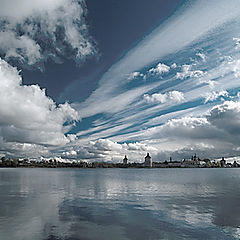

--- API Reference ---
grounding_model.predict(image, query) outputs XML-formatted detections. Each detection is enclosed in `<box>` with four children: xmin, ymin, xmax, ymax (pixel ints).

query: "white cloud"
<box><xmin>127</xmin><ymin>71</ymin><xmax>144</xmax><ymax>80</ymax></box>
<box><xmin>204</xmin><ymin>90</ymin><xmax>228</xmax><ymax>103</ymax></box>
<box><xmin>61</xmin><ymin>138</ymin><xmax>157</xmax><ymax>162</ymax></box>
<box><xmin>61</xmin><ymin>138</ymin><xmax>124</xmax><ymax>161</ymax></box>
<box><xmin>142</xmin><ymin>117</ymin><xmax>211</xmax><ymax>143</ymax></box>
<box><xmin>3</xmin><ymin>0</ymin><xmax>240</xmax><ymax>160</ymax></box>
<box><xmin>0</xmin><ymin>0</ymin><xmax>66</xmax><ymax>19</ymax></box>
<box><xmin>148</xmin><ymin>63</ymin><xmax>170</xmax><ymax>75</ymax></box>
<box><xmin>196</xmin><ymin>52</ymin><xmax>207</xmax><ymax>62</ymax></box>
<box><xmin>0</xmin><ymin>0</ymin><xmax>95</xmax><ymax>67</ymax></box>
<box><xmin>0</xmin><ymin>138</ymin><xmax>50</xmax><ymax>158</ymax></box>
<box><xmin>169</xmin><ymin>91</ymin><xmax>185</xmax><ymax>102</ymax></box>
<box><xmin>176</xmin><ymin>64</ymin><xmax>204</xmax><ymax>79</ymax></box>
<box><xmin>0</xmin><ymin>1</ymin><xmax>95</xmax><ymax>158</ymax></box>
<box><xmin>207</xmin><ymin>101</ymin><xmax>240</xmax><ymax>137</ymax></box>
<box><xmin>0</xmin><ymin>32</ymin><xmax>41</xmax><ymax>65</ymax></box>
<box><xmin>75</xmin><ymin>0</ymin><xmax>240</xmax><ymax>119</ymax></box>
<box><xmin>61</xmin><ymin>150</ymin><xmax>77</xmax><ymax>159</ymax></box>
<box><xmin>144</xmin><ymin>91</ymin><xmax>184</xmax><ymax>104</ymax></box>
<box><xmin>126</xmin><ymin>142</ymin><xmax>157</xmax><ymax>152</ymax></box>
<box><xmin>233</xmin><ymin>37</ymin><xmax>240</xmax><ymax>48</ymax></box>
<box><xmin>141</xmin><ymin>100</ymin><xmax>240</xmax><ymax>158</ymax></box>
<box><xmin>0</xmin><ymin>58</ymin><xmax>79</xmax><ymax>148</ymax></box>
<box><xmin>90</xmin><ymin>139</ymin><xmax>123</xmax><ymax>152</ymax></box>
<box><xmin>75</xmin><ymin>82</ymin><xmax>160</xmax><ymax>118</ymax></box>
<box><xmin>109</xmin><ymin>0</ymin><xmax>240</xmax><ymax>79</ymax></box>
<box><xmin>230</xmin><ymin>59</ymin><xmax>240</xmax><ymax>78</ymax></box>
<box><xmin>57</xmin><ymin>99</ymin><xmax>240</xmax><ymax>162</ymax></box>
<box><xmin>144</xmin><ymin>93</ymin><xmax>167</xmax><ymax>104</ymax></box>
<box><xmin>69</xmin><ymin>0</ymin><xmax>240</xmax><ymax>162</ymax></box>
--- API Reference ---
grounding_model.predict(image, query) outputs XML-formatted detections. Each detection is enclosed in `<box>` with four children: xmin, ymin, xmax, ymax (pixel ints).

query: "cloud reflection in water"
<box><xmin>0</xmin><ymin>168</ymin><xmax>239</xmax><ymax>240</ymax></box>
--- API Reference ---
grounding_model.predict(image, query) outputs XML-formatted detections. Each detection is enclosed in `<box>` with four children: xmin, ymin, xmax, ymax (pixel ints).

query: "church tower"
<box><xmin>144</xmin><ymin>153</ymin><xmax>152</xmax><ymax>168</ymax></box>
<box><xmin>123</xmin><ymin>155</ymin><xmax>128</xmax><ymax>165</ymax></box>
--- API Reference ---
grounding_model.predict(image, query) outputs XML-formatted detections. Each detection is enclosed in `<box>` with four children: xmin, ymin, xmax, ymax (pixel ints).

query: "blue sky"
<box><xmin>1</xmin><ymin>0</ymin><xmax>240</xmax><ymax>162</ymax></box>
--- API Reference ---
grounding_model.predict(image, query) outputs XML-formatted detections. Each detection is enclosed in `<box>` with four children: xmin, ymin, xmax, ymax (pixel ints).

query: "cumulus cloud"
<box><xmin>196</xmin><ymin>52</ymin><xmax>207</xmax><ymax>62</ymax></box>
<box><xmin>204</xmin><ymin>90</ymin><xmax>228</xmax><ymax>103</ymax></box>
<box><xmin>57</xmin><ymin>100</ymin><xmax>240</xmax><ymax>162</ymax></box>
<box><xmin>168</xmin><ymin>91</ymin><xmax>185</xmax><ymax>102</ymax></box>
<box><xmin>144</xmin><ymin>93</ymin><xmax>167</xmax><ymax>104</ymax></box>
<box><xmin>0</xmin><ymin>32</ymin><xmax>41</xmax><ymax>65</ymax></box>
<box><xmin>89</xmin><ymin>139</ymin><xmax>122</xmax><ymax>152</ymax></box>
<box><xmin>126</xmin><ymin>142</ymin><xmax>157</xmax><ymax>152</ymax></box>
<box><xmin>127</xmin><ymin>63</ymin><xmax>171</xmax><ymax>82</ymax></box>
<box><xmin>233</xmin><ymin>37</ymin><xmax>240</xmax><ymax>48</ymax></box>
<box><xmin>61</xmin><ymin>150</ymin><xmax>78</xmax><ymax>159</ymax></box>
<box><xmin>207</xmin><ymin>101</ymin><xmax>240</xmax><ymax>137</ymax></box>
<box><xmin>230</xmin><ymin>59</ymin><xmax>240</xmax><ymax>78</ymax></box>
<box><xmin>148</xmin><ymin>63</ymin><xmax>170</xmax><ymax>75</ymax></box>
<box><xmin>133</xmin><ymin>100</ymin><xmax>240</xmax><ymax>159</ymax></box>
<box><xmin>140</xmin><ymin>117</ymin><xmax>212</xmax><ymax>149</ymax></box>
<box><xmin>61</xmin><ymin>139</ymin><xmax>123</xmax><ymax>161</ymax></box>
<box><xmin>0</xmin><ymin>0</ymin><xmax>94</xmax><ymax>157</ymax></box>
<box><xmin>0</xmin><ymin>58</ymin><xmax>79</xmax><ymax>149</ymax></box>
<box><xmin>60</xmin><ymin>138</ymin><xmax>157</xmax><ymax>162</ymax></box>
<box><xmin>127</xmin><ymin>71</ymin><xmax>145</xmax><ymax>81</ymax></box>
<box><xmin>176</xmin><ymin>64</ymin><xmax>205</xmax><ymax>79</ymax></box>
<box><xmin>3</xmin><ymin>0</ymin><xmax>240</xmax><ymax>161</ymax></box>
<box><xmin>171</xmin><ymin>63</ymin><xmax>177</xmax><ymax>69</ymax></box>
<box><xmin>144</xmin><ymin>91</ymin><xmax>184</xmax><ymax>104</ymax></box>
<box><xmin>0</xmin><ymin>0</ymin><xmax>95</xmax><ymax>68</ymax></box>
<box><xmin>0</xmin><ymin>137</ymin><xmax>50</xmax><ymax>158</ymax></box>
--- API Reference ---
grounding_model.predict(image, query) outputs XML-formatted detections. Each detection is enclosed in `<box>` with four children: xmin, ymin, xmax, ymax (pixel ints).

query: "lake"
<box><xmin>0</xmin><ymin>168</ymin><xmax>240</xmax><ymax>240</ymax></box>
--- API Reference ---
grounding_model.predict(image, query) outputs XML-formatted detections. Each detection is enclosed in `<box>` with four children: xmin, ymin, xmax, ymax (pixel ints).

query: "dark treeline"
<box><xmin>0</xmin><ymin>156</ymin><xmax>239</xmax><ymax>168</ymax></box>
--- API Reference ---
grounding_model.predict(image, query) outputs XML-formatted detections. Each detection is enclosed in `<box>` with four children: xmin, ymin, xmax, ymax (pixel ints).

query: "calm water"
<box><xmin>0</xmin><ymin>168</ymin><xmax>240</xmax><ymax>240</ymax></box>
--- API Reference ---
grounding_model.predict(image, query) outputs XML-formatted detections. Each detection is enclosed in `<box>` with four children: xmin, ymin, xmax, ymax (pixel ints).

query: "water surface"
<box><xmin>0</xmin><ymin>168</ymin><xmax>240</xmax><ymax>240</ymax></box>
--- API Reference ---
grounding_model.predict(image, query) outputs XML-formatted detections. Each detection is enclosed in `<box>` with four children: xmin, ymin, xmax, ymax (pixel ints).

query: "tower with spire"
<box><xmin>123</xmin><ymin>155</ymin><xmax>128</xmax><ymax>165</ymax></box>
<box><xmin>144</xmin><ymin>153</ymin><xmax>152</xmax><ymax>168</ymax></box>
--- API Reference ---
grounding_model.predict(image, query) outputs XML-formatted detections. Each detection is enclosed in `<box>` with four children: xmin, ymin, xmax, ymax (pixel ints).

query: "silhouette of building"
<box><xmin>220</xmin><ymin>157</ymin><xmax>226</xmax><ymax>167</ymax></box>
<box><xmin>233</xmin><ymin>160</ymin><xmax>238</xmax><ymax>168</ymax></box>
<box><xmin>123</xmin><ymin>155</ymin><xmax>128</xmax><ymax>165</ymax></box>
<box><xmin>144</xmin><ymin>153</ymin><xmax>152</xmax><ymax>168</ymax></box>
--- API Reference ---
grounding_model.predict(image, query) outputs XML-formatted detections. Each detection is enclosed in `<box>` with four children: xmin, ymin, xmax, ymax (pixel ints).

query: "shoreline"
<box><xmin>0</xmin><ymin>164</ymin><xmax>238</xmax><ymax>169</ymax></box>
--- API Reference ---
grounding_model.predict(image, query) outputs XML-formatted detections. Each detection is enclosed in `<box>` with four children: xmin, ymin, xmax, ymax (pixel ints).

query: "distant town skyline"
<box><xmin>1</xmin><ymin>0</ymin><xmax>240</xmax><ymax>162</ymax></box>
<box><xmin>1</xmin><ymin>152</ymin><xmax>240</xmax><ymax>169</ymax></box>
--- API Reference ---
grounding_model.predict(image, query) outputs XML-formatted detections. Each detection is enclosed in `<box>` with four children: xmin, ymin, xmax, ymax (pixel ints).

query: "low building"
<box><xmin>233</xmin><ymin>161</ymin><xmax>239</xmax><ymax>167</ymax></box>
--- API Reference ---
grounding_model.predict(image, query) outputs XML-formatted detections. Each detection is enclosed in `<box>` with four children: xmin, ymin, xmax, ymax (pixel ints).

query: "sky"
<box><xmin>1</xmin><ymin>0</ymin><xmax>240</xmax><ymax>162</ymax></box>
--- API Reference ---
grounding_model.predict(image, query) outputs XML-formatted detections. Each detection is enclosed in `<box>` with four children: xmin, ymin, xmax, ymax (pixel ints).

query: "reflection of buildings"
<box><xmin>123</xmin><ymin>155</ymin><xmax>128</xmax><ymax>165</ymax></box>
<box><xmin>144</xmin><ymin>153</ymin><xmax>152</xmax><ymax>168</ymax></box>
